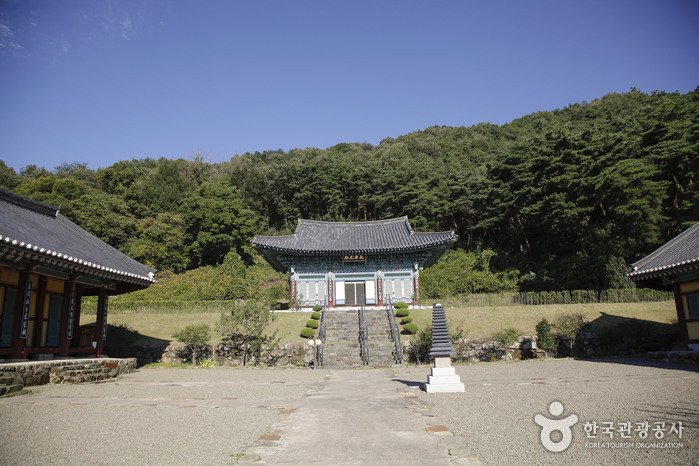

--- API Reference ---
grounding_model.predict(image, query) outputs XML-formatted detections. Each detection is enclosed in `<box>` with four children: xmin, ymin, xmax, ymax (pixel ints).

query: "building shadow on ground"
<box><xmin>391</xmin><ymin>378</ymin><xmax>423</xmax><ymax>388</ymax></box>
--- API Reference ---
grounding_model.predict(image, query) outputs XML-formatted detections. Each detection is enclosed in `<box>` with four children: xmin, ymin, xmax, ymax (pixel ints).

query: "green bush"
<box><xmin>552</xmin><ymin>311</ymin><xmax>589</xmax><ymax>354</ymax></box>
<box><xmin>395</xmin><ymin>308</ymin><xmax>410</xmax><ymax>318</ymax></box>
<box><xmin>492</xmin><ymin>327</ymin><xmax>520</xmax><ymax>348</ymax></box>
<box><xmin>419</xmin><ymin>249</ymin><xmax>518</xmax><ymax>298</ymax></box>
<box><xmin>172</xmin><ymin>324</ymin><xmax>211</xmax><ymax>365</ymax></box>
<box><xmin>312</xmin><ymin>304</ymin><xmax>323</xmax><ymax>312</ymax></box>
<box><xmin>300</xmin><ymin>327</ymin><xmax>315</xmax><ymax>339</ymax></box>
<box><xmin>451</xmin><ymin>327</ymin><xmax>468</xmax><ymax>343</ymax></box>
<box><xmin>394</xmin><ymin>301</ymin><xmax>409</xmax><ymax>309</ymax></box>
<box><xmin>403</xmin><ymin>323</ymin><xmax>419</xmax><ymax>334</ymax></box>
<box><xmin>306</xmin><ymin>319</ymin><xmax>319</xmax><ymax>329</ymax></box>
<box><xmin>311</xmin><ymin>311</ymin><xmax>321</xmax><ymax>320</ymax></box>
<box><xmin>400</xmin><ymin>316</ymin><xmax>413</xmax><ymax>324</ymax></box>
<box><xmin>535</xmin><ymin>318</ymin><xmax>555</xmax><ymax>352</ymax></box>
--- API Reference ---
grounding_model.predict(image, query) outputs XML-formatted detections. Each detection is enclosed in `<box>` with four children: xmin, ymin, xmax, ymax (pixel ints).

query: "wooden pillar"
<box><xmin>58</xmin><ymin>278</ymin><xmax>74</xmax><ymax>357</ymax></box>
<box><xmin>10</xmin><ymin>271</ymin><xmax>28</xmax><ymax>359</ymax></box>
<box><xmin>95</xmin><ymin>288</ymin><xmax>107</xmax><ymax>357</ymax></box>
<box><xmin>673</xmin><ymin>282</ymin><xmax>689</xmax><ymax>347</ymax></box>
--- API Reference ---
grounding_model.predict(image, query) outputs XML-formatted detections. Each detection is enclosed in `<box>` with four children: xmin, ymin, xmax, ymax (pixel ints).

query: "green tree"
<box><xmin>216</xmin><ymin>301</ymin><xmax>277</xmax><ymax>366</ymax></box>
<box><xmin>552</xmin><ymin>311</ymin><xmax>589</xmax><ymax>355</ymax></box>
<box><xmin>0</xmin><ymin>161</ymin><xmax>20</xmax><ymax>189</ymax></box>
<box><xmin>128</xmin><ymin>213</ymin><xmax>189</xmax><ymax>272</ymax></box>
<box><xmin>183</xmin><ymin>180</ymin><xmax>262</xmax><ymax>267</ymax></box>
<box><xmin>535</xmin><ymin>318</ymin><xmax>555</xmax><ymax>353</ymax></box>
<box><xmin>172</xmin><ymin>324</ymin><xmax>210</xmax><ymax>365</ymax></box>
<box><xmin>420</xmin><ymin>249</ymin><xmax>518</xmax><ymax>298</ymax></box>
<box><xmin>128</xmin><ymin>158</ymin><xmax>191</xmax><ymax>216</ymax></box>
<box><xmin>54</xmin><ymin>162</ymin><xmax>100</xmax><ymax>189</ymax></box>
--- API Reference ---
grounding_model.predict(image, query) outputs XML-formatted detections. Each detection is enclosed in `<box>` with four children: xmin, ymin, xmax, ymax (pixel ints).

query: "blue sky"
<box><xmin>0</xmin><ymin>0</ymin><xmax>697</xmax><ymax>172</ymax></box>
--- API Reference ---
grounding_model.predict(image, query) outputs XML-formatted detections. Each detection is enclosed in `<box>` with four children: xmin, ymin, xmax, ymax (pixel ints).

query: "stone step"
<box><xmin>320</xmin><ymin>308</ymin><xmax>403</xmax><ymax>368</ymax></box>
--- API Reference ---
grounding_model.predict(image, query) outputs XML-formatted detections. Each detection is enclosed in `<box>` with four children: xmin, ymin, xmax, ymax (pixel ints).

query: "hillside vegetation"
<box><xmin>1</xmin><ymin>88</ymin><xmax>697</xmax><ymax>293</ymax></box>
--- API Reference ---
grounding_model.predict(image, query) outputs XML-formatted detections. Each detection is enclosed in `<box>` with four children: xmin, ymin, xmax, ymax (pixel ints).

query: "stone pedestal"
<box><xmin>424</xmin><ymin>356</ymin><xmax>465</xmax><ymax>393</ymax></box>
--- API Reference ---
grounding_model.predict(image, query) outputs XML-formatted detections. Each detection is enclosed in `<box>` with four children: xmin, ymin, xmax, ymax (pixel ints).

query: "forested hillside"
<box><xmin>1</xmin><ymin>88</ymin><xmax>696</xmax><ymax>292</ymax></box>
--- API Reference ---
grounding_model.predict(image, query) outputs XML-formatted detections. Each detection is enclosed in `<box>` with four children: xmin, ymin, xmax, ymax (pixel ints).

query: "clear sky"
<box><xmin>0</xmin><ymin>0</ymin><xmax>697</xmax><ymax>172</ymax></box>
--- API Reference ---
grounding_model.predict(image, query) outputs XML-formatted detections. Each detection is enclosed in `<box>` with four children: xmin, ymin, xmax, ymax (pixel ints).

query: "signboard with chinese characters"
<box><xmin>101</xmin><ymin>298</ymin><xmax>108</xmax><ymax>340</ymax></box>
<box><xmin>342</xmin><ymin>254</ymin><xmax>366</xmax><ymax>262</ymax></box>
<box><xmin>66</xmin><ymin>289</ymin><xmax>76</xmax><ymax>340</ymax></box>
<box><xmin>19</xmin><ymin>280</ymin><xmax>32</xmax><ymax>339</ymax></box>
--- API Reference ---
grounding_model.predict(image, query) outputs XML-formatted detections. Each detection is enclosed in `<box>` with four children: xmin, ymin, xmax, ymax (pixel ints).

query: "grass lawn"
<box><xmin>407</xmin><ymin>301</ymin><xmax>677</xmax><ymax>339</ymax></box>
<box><xmin>81</xmin><ymin>300</ymin><xmax>677</xmax><ymax>345</ymax></box>
<box><xmin>80</xmin><ymin>311</ymin><xmax>313</xmax><ymax>345</ymax></box>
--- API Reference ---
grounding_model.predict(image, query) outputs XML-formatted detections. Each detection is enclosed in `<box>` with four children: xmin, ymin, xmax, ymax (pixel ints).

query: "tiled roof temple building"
<box><xmin>628</xmin><ymin>221</ymin><xmax>699</xmax><ymax>349</ymax></box>
<box><xmin>0</xmin><ymin>189</ymin><xmax>156</xmax><ymax>359</ymax></box>
<box><xmin>252</xmin><ymin>217</ymin><xmax>458</xmax><ymax>307</ymax></box>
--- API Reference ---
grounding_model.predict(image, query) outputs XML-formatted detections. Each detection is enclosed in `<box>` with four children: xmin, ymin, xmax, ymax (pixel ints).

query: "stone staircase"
<box><xmin>363</xmin><ymin>308</ymin><xmax>401</xmax><ymax>367</ymax></box>
<box><xmin>320</xmin><ymin>308</ymin><xmax>402</xmax><ymax>369</ymax></box>
<box><xmin>321</xmin><ymin>310</ymin><xmax>363</xmax><ymax>368</ymax></box>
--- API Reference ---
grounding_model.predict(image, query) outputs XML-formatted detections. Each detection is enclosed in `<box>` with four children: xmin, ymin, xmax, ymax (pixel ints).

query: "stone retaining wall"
<box><xmin>648</xmin><ymin>350</ymin><xmax>699</xmax><ymax>365</ymax></box>
<box><xmin>160</xmin><ymin>342</ymin><xmax>313</xmax><ymax>367</ymax></box>
<box><xmin>91</xmin><ymin>326</ymin><xmax>686</xmax><ymax>369</ymax></box>
<box><xmin>0</xmin><ymin>358</ymin><xmax>137</xmax><ymax>397</ymax></box>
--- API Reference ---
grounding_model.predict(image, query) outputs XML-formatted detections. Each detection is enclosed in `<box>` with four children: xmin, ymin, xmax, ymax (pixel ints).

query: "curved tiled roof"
<box><xmin>628</xmin><ymin>222</ymin><xmax>699</xmax><ymax>282</ymax></box>
<box><xmin>0</xmin><ymin>189</ymin><xmax>156</xmax><ymax>286</ymax></box>
<box><xmin>252</xmin><ymin>217</ymin><xmax>457</xmax><ymax>254</ymax></box>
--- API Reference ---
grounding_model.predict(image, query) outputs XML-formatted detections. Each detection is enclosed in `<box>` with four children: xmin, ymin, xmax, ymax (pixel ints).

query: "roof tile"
<box><xmin>0</xmin><ymin>189</ymin><xmax>156</xmax><ymax>282</ymax></box>
<box><xmin>629</xmin><ymin>222</ymin><xmax>699</xmax><ymax>280</ymax></box>
<box><xmin>252</xmin><ymin>217</ymin><xmax>457</xmax><ymax>253</ymax></box>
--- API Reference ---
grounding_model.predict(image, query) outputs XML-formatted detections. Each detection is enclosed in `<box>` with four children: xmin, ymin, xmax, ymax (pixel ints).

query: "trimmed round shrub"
<box><xmin>313</xmin><ymin>304</ymin><xmax>323</xmax><ymax>312</ymax></box>
<box><xmin>395</xmin><ymin>308</ymin><xmax>410</xmax><ymax>318</ymax></box>
<box><xmin>394</xmin><ymin>301</ymin><xmax>409</xmax><ymax>309</ymax></box>
<box><xmin>300</xmin><ymin>327</ymin><xmax>315</xmax><ymax>339</ymax></box>
<box><xmin>401</xmin><ymin>316</ymin><xmax>413</xmax><ymax>324</ymax></box>
<box><xmin>403</xmin><ymin>323</ymin><xmax>419</xmax><ymax>334</ymax></box>
<box><xmin>311</xmin><ymin>311</ymin><xmax>321</xmax><ymax>320</ymax></box>
<box><xmin>306</xmin><ymin>319</ymin><xmax>319</xmax><ymax>329</ymax></box>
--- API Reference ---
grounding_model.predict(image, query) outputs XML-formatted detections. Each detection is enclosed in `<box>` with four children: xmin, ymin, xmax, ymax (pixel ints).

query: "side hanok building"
<box><xmin>628</xmin><ymin>221</ymin><xmax>699</xmax><ymax>350</ymax></box>
<box><xmin>0</xmin><ymin>189</ymin><xmax>156</xmax><ymax>359</ymax></box>
<box><xmin>252</xmin><ymin>217</ymin><xmax>457</xmax><ymax>307</ymax></box>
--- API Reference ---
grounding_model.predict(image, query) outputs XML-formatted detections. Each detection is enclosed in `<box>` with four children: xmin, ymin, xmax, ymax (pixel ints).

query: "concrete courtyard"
<box><xmin>0</xmin><ymin>357</ymin><xmax>697</xmax><ymax>464</ymax></box>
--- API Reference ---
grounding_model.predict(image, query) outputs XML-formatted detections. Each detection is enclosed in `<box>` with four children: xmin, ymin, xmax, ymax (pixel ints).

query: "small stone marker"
<box><xmin>423</xmin><ymin>303</ymin><xmax>465</xmax><ymax>393</ymax></box>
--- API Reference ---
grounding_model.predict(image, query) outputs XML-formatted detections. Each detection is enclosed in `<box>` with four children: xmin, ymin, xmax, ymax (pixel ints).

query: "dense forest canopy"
<box><xmin>1</xmin><ymin>88</ymin><xmax>697</xmax><ymax>291</ymax></box>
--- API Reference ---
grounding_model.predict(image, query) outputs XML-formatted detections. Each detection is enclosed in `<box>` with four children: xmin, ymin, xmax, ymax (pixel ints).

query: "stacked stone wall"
<box><xmin>0</xmin><ymin>358</ymin><xmax>137</xmax><ymax>396</ymax></box>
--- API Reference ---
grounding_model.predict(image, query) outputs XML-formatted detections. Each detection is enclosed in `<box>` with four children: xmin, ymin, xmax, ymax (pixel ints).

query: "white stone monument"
<box><xmin>424</xmin><ymin>303</ymin><xmax>465</xmax><ymax>393</ymax></box>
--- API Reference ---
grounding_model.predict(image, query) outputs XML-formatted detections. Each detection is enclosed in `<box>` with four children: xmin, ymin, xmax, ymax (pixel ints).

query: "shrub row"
<box><xmin>394</xmin><ymin>302</ymin><xmax>418</xmax><ymax>335</ymax></box>
<box><xmin>301</xmin><ymin>308</ymin><xmax>323</xmax><ymax>338</ymax></box>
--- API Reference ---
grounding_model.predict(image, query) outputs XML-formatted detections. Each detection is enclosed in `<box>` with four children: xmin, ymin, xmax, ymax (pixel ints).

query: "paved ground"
<box><xmin>0</xmin><ymin>357</ymin><xmax>697</xmax><ymax>465</ymax></box>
